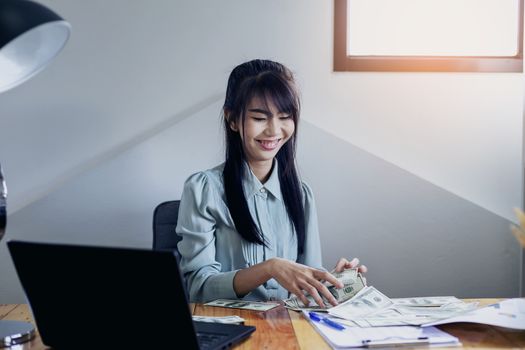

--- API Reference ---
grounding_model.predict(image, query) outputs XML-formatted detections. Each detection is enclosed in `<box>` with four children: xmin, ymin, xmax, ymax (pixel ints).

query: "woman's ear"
<box><xmin>229</xmin><ymin>120</ymin><xmax>238</xmax><ymax>132</ymax></box>
<box><xmin>225</xmin><ymin>110</ymin><xmax>238</xmax><ymax>132</ymax></box>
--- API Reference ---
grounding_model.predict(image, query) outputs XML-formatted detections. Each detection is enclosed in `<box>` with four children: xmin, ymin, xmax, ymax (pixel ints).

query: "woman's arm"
<box><xmin>177</xmin><ymin>172</ymin><xmax>241</xmax><ymax>302</ymax></box>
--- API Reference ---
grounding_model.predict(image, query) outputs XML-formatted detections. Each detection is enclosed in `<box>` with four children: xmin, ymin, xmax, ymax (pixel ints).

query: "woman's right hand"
<box><xmin>265</xmin><ymin>257</ymin><xmax>343</xmax><ymax>308</ymax></box>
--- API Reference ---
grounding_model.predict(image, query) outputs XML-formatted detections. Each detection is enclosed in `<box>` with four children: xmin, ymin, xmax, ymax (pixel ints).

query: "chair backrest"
<box><xmin>152</xmin><ymin>200</ymin><xmax>182</xmax><ymax>257</ymax></box>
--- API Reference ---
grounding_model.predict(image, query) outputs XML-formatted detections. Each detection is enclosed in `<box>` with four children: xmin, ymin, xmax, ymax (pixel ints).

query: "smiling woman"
<box><xmin>174</xmin><ymin>59</ymin><xmax>367</xmax><ymax>308</ymax></box>
<box><xmin>229</xmin><ymin>96</ymin><xmax>295</xmax><ymax>182</ymax></box>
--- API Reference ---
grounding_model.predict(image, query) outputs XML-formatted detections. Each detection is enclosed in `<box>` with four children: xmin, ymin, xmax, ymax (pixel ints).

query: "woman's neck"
<box><xmin>248</xmin><ymin>160</ymin><xmax>274</xmax><ymax>183</ymax></box>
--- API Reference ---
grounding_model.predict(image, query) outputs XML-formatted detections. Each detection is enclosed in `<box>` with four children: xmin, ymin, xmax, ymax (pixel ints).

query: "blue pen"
<box><xmin>308</xmin><ymin>312</ymin><xmax>345</xmax><ymax>331</ymax></box>
<box><xmin>308</xmin><ymin>311</ymin><xmax>322</xmax><ymax>322</ymax></box>
<box><xmin>322</xmin><ymin>317</ymin><xmax>346</xmax><ymax>330</ymax></box>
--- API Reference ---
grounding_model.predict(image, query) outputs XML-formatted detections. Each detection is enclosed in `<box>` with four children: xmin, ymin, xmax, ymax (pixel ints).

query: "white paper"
<box><xmin>423</xmin><ymin>298</ymin><xmax>525</xmax><ymax>330</ymax></box>
<box><xmin>303</xmin><ymin>311</ymin><xmax>460</xmax><ymax>349</ymax></box>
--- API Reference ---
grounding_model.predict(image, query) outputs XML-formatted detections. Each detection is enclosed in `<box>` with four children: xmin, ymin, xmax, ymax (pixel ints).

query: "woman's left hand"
<box><xmin>333</xmin><ymin>257</ymin><xmax>368</xmax><ymax>274</ymax></box>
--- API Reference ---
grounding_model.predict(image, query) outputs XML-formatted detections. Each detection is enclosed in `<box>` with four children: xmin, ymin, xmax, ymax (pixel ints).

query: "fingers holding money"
<box><xmin>334</xmin><ymin>257</ymin><xmax>368</xmax><ymax>274</ymax></box>
<box><xmin>289</xmin><ymin>285</ymin><xmax>311</xmax><ymax>307</ymax></box>
<box><xmin>315</xmin><ymin>269</ymin><xmax>344</xmax><ymax>288</ymax></box>
<box><xmin>302</xmin><ymin>283</ymin><xmax>327</xmax><ymax>308</ymax></box>
<box><xmin>268</xmin><ymin>258</ymin><xmax>342</xmax><ymax>307</ymax></box>
<box><xmin>284</xmin><ymin>268</ymin><xmax>367</xmax><ymax>311</ymax></box>
<box><xmin>308</xmin><ymin>274</ymin><xmax>340</xmax><ymax>307</ymax></box>
<box><xmin>292</xmin><ymin>276</ymin><xmax>338</xmax><ymax>308</ymax></box>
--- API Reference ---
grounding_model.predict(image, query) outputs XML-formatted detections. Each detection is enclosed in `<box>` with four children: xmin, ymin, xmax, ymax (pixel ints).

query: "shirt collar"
<box><xmin>242</xmin><ymin>160</ymin><xmax>282</xmax><ymax>201</ymax></box>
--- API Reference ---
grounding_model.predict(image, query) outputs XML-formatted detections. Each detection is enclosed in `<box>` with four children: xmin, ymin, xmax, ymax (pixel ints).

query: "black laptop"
<box><xmin>8</xmin><ymin>240</ymin><xmax>255</xmax><ymax>349</ymax></box>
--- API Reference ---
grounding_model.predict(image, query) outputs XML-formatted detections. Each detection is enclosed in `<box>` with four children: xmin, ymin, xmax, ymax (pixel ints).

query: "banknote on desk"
<box><xmin>192</xmin><ymin>315</ymin><xmax>246</xmax><ymax>325</ymax></box>
<box><xmin>284</xmin><ymin>268</ymin><xmax>367</xmax><ymax>311</ymax></box>
<box><xmin>327</xmin><ymin>286</ymin><xmax>478</xmax><ymax>327</ymax></box>
<box><xmin>205</xmin><ymin>299</ymin><xmax>280</xmax><ymax>311</ymax></box>
<box><xmin>392</xmin><ymin>296</ymin><xmax>462</xmax><ymax>307</ymax></box>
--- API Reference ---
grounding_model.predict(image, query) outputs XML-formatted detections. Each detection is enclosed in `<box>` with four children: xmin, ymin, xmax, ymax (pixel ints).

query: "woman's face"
<box><xmin>231</xmin><ymin>95</ymin><xmax>295</xmax><ymax>166</ymax></box>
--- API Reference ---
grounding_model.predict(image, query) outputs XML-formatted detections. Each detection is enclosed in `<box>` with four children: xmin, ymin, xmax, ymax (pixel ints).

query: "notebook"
<box><xmin>8</xmin><ymin>240</ymin><xmax>255</xmax><ymax>349</ymax></box>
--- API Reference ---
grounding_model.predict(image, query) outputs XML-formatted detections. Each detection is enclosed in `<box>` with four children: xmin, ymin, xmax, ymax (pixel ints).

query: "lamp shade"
<box><xmin>0</xmin><ymin>0</ymin><xmax>71</xmax><ymax>93</ymax></box>
<box><xmin>0</xmin><ymin>2</ymin><xmax>70</xmax><ymax>346</ymax></box>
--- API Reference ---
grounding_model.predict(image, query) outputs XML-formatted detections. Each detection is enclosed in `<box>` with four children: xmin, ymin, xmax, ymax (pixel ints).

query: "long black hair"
<box><xmin>222</xmin><ymin>59</ymin><xmax>306</xmax><ymax>255</ymax></box>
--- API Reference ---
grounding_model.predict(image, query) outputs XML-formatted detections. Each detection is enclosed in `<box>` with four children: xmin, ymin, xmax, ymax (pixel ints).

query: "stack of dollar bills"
<box><xmin>328</xmin><ymin>286</ymin><xmax>478</xmax><ymax>327</ymax></box>
<box><xmin>283</xmin><ymin>269</ymin><xmax>478</xmax><ymax>327</ymax></box>
<box><xmin>204</xmin><ymin>267</ymin><xmax>479</xmax><ymax>328</ymax></box>
<box><xmin>283</xmin><ymin>268</ymin><xmax>367</xmax><ymax>311</ymax></box>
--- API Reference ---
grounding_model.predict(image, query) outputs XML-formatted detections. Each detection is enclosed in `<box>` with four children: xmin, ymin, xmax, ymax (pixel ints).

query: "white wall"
<box><xmin>0</xmin><ymin>0</ymin><xmax>522</xmax><ymax>302</ymax></box>
<box><xmin>307</xmin><ymin>74</ymin><xmax>523</xmax><ymax>222</ymax></box>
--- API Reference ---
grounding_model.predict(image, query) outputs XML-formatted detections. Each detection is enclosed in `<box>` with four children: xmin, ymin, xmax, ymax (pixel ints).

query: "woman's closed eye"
<box><xmin>251</xmin><ymin>116</ymin><xmax>267</xmax><ymax>121</ymax></box>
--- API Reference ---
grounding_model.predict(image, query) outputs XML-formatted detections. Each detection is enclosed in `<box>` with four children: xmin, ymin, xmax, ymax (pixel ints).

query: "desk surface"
<box><xmin>1</xmin><ymin>299</ymin><xmax>524</xmax><ymax>349</ymax></box>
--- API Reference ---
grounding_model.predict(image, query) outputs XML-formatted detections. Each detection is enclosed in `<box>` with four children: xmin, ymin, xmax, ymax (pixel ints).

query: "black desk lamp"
<box><xmin>0</xmin><ymin>0</ymin><xmax>70</xmax><ymax>347</ymax></box>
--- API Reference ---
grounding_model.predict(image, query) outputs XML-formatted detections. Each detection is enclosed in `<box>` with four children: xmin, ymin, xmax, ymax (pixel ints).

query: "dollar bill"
<box><xmin>348</xmin><ymin>307</ymin><xmax>426</xmax><ymax>327</ymax></box>
<box><xmin>326</xmin><ymin>288</ymin><xmax>478</xmax><ymax>327</ymax></box>
<box><xmin>283</xmin><ymin>268</ymin><xmax>367</xmax><ymax>311</ymax></box>
<box><xmin>394</xmin><ymin>301</ymin><xmax>478</xmax><ymax>320</ymax></box>
<box><xmin>192</xmin><ymin>315</ymin><xmax>245</xmax><ymax>324</ymax></box>
<box><xmin>349</xmin><ymin>301</ymin><xmax>479</xmax><ymax>327</ymax></box>
<box><xmin>328</xmin><ymin>286</ymin><xmax>394</xmax><ymax>319</ymax></box>
<box><xmin>204</xmin><ymin>299</ymin><xmax>280</xmax><ymax>311</ymax></box>
<box><xmin>392</xmin><ymin>296</ymin><xmax>462</xmax><ymax>307</ymax></box>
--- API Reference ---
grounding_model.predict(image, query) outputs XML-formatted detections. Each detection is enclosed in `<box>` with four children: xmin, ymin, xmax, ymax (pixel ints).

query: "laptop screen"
<box><xmin>8</xmin><ymin>241</ymin><xmax>202</xmax><ymax>348</ymax></box>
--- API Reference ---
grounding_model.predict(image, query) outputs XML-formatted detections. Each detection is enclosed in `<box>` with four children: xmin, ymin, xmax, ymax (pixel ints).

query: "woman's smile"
<box><xmin>232</xmin><ymin>95</ymin><xmax>295</xmax><ymax>169</ymax></box>
<box><xmin>256</xmin><ymin>138</ymin><xmax>282</xmax><ymax>151</ymax></box>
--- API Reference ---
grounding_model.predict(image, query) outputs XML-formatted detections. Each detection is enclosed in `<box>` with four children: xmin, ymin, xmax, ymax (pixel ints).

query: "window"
<box><xmin>334</xmin><ymin>0</ymin><xmax>523</xmax><ymax>72</ymax></box>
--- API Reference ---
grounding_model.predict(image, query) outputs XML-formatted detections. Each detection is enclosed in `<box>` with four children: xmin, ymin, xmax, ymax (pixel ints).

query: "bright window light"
<box><xmin>347</xmin><ymin>0</ymin><xmax>520</xmax><ymax>56</ymax></box>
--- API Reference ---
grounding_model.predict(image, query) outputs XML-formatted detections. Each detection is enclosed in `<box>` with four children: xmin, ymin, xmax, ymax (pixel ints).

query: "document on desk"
<box><xmin>423</xmin><ymin>298</ymin><xmax>525</xmax><ymax>330</ymax></box>
<box><xmin>303</xmin><ymin>310</ymin><xmax>460</xmax><ymax>349</ymax></box>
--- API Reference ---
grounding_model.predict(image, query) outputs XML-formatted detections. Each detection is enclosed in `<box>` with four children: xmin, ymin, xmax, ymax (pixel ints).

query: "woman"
<box><xmin>176</xmin><ymin>59</ymin><xmax>366</xmax><ymax>307</ymax></box>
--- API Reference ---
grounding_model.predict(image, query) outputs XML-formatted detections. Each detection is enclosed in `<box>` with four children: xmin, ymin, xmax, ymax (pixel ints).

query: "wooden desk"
<box><xmin>1</xmin><ymin>299</ymin><xmax>524</xmax><ymax>349</ymax></box>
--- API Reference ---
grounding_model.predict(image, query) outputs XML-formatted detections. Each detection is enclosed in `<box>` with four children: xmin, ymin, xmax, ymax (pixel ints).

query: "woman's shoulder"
<box><xmin>300</xmin><ymin>180</ymin><xmax>314</xmax><ymax>196</ymax></box>
<box><xmin>180</xmin><ymin>164</ymin><xmax>228</xmax><ymax>214</ymax></box>
<box><xmin>299</xmin><ymin>180</ymin><xmax>318</xmax><ymax>216</ymax></box>
<box><xmin>183</xmin><ymin>163</ymin><xmax>225</xmax><ymax>191</ymax></box>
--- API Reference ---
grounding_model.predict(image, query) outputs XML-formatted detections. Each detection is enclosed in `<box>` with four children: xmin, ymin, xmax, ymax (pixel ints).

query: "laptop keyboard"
<box><xmin>196</xmin><ymin>331</ymin><xmax>230</xmax><ymax>350</ymax></box>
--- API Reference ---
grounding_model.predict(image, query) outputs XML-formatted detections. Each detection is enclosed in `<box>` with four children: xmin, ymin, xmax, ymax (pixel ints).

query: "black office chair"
<box><xmin>152</xmin><ymin>200</ymin><xmax>182</xmax><ymax>258</ymax></box>
<box><xmin>152</xmin><ymin>199</ymin><xmax>192</xmax><ymax>300</ymax></box>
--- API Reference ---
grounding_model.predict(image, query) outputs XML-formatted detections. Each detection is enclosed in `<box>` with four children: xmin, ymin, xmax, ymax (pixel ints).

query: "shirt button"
<box><xmin>260</xmin><ymin>188</ymin><xmax>266</xmax><ymax>193</ymax></box>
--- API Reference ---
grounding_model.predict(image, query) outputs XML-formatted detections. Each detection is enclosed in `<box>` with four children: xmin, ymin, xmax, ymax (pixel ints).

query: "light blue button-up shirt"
<box><xmin>176</xmin><ymin>162</ymin><xmax>323</xmax><ymax>303</ymax></box>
